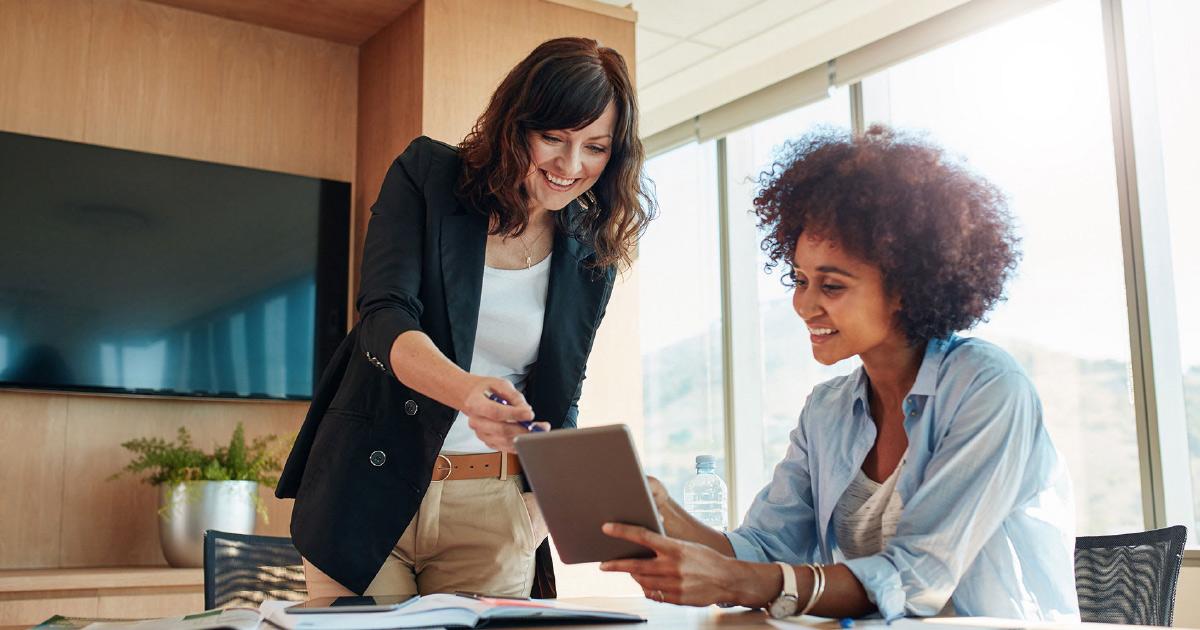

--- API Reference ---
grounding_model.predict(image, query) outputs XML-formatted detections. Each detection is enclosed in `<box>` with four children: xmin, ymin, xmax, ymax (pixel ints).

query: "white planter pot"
<box><xmin>157</xmin><ymin>480</ymin><xmax>257</xmax><ymax>567</ymax></box>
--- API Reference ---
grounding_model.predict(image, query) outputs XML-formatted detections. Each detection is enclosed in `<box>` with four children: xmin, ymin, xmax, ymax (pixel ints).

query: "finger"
<box><xmin>600</xmin><ymin>558</ymin><xmax>676</xmax><ymax>576</ymax></box>
<box><xmin>480</xmin><ymin>397</ymin><xmax>535</xmax><ymax>421</ymax></box>
<box><xmin>640</xmin><ymin>584</ymin><xmax>683</xmax><ymax>605</ymax></box>
<box><xmin>502</xmin><ymin>404</ymin><xmax>536</xmax><ymax>423</ymax></box>
<box><xmin>602</xmin><ymin>522</ymin><xmax>677</xmax><ymax>552</ymax></box>
<box><xmin>466</xmin><ymin>422</ymin><xmax>513</xmax><ymax>452</ymax></box>
<box><xmin>481</xmin><ymin>418</ymin><xmax>535</xmax><ymax>440</ymax></box>
<box><xmin>633</xmin><ymin>576</ymin><xmax>681</xmax><ymax>593</ymax></box>
<box><xmin>469</xmin><ymin>415</ymin><xmax>532</xmax><ymax>437</ymax></box>
<box><xmin>599</xmin><ymin>558</ymin><xmax>652</xmax><ymax>572</ymax></box>
<box><xmin>486</xmin><ymin>379</ymin><xmax>530</xmax><ymax>408</ymax></box>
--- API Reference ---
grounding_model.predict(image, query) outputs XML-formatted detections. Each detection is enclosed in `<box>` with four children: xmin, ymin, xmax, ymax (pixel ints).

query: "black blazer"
<box><xmin>276</xmin><ymin>136</ymin><xmax>616</xmax><ymax>596</ymax></box>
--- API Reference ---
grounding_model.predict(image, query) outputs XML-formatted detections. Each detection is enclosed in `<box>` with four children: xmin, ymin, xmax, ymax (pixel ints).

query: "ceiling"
<box><xmin>599</xmin><ymin>0</ymin><xmax>970</xmax><ymax>135</ymax></box>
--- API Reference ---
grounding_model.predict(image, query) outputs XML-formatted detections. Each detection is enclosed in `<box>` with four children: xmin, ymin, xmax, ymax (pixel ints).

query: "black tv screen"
<box><xmin>0</xmin><ymin>131</ymin><xmax>349</xmax><ymax>400</ymax></box>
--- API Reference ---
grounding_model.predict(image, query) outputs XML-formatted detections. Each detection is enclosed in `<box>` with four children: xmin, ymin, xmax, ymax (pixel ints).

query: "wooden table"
<box><xmin>555</xmin><ymin>599</ymin><xmax>1197</xmax><ymax>630</ymax></box>
<box><xmin>2</xmin><ymin>596</ymin><xmax>1194</xmax><ymax>630</ymax></box>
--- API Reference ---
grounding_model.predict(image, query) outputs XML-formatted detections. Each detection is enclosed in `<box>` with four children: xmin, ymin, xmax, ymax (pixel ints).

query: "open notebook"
<box><xmin>262</xmin><ymin>593</ymin><xmax>645</xmax><ymax>629</ymax></box>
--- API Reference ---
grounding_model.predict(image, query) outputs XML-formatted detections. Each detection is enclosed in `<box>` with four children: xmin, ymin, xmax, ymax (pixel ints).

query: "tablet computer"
<box><xmin>514</xmin><ymin>424</ymin><xmax>664</xmax><ymax>564</ymax></box>
<box><xmin>288</xmin><ymin>595</ymin><xmax>415</xmax><ymax>614</ymax></box>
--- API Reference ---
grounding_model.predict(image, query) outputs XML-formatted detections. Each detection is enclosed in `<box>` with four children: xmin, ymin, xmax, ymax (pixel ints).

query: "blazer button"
<box><xmin>404</xmin><ymin>400</ymin><xmax>419</xmax><ymax>416</ymax></box>
<box><xmin>369</xmin><ymin>450</ymin><xmax>386</xmax><ymax>467</ymax></box>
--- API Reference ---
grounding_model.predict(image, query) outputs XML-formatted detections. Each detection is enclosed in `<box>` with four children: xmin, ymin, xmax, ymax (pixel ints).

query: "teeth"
<box><xmin>808</xmin><ymin>328</ymin><xmax>837</xmax><ymax>336</ymax></box>
<box><xmin>544</xmin><ymin>171</ymin><xmax>577</xmax><ymax>187</ymax></box>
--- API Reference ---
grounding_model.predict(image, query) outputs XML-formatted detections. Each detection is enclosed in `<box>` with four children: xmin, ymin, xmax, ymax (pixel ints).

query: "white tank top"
<box><xmin>440</xmin><ymin>253</ymin><xmax>552</xmax><ymax>454</ymax></box>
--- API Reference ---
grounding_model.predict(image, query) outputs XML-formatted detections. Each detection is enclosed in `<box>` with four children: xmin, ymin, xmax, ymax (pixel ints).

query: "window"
<box><xmin>723</xmin><ymin>89</ymin><xmax>857</xmax><ymax>502</ymax></box>
<box><xmin>639</xmin><ymin>140</ymin><xmax>727</xmax><ymax>502</ymax></box>
<box><xmin>1129</xmin><ymin>0</ymin><xmax>1200</xmax><ymax>538</ymax></box>
<box><xmin>860</xmin><ymin>0</ymin><xmax>1143</xmax><ymax>535</ymax></box>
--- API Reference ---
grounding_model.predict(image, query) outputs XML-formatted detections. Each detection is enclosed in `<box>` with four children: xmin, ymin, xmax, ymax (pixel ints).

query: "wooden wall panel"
<box><xmin>353</xmin><ymin>3</ymin><xmax>424</xmax><ymax>298</ymax></box>
<box><xmin>57</xmin><ymin>396</ymin><xmax>304</xmax><ymax>567</ymax></box>
<box><xmin>0</xmin><ymin>0</ymin><xmax>93</xmax><ymax>141</ymax></box>
<box><xmin>145</xmin><ymin>0</ymin><xmax>419</xmax><ymax>45</ymax></box>
<box><xmin>0</xmin><ymin>394</ymin><xmax>69</xmax><ymax>568</ymax></box>
<box><xmin>95</xmin><ymin>590</ymin><xmax>203</xmax><ymax>619</ymax></box>
<box><xmin>421</xmin><ymin>0</ymin><xmax>636</xmax><ymax>143</ymax></box>
<box><xmin>0</xmin><ymin>593</ymin><xmax>97</xmax><ymax>626</ymax></box>
<box><xmin>83</xmin><ymin>0</ymin><xmax>357</xmax><ymax>181</ymax></box>
<box><xmin>0</xmin><ymin>567</ymin><xmax>205</xmax><ymax>625</ymax></box>
<box><xmin>0</xmin><ymin>0</ymin><xmax>356</xmax><ymax>570</ymax></box>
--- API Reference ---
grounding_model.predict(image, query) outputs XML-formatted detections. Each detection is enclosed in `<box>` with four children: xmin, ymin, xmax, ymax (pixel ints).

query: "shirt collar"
<box><xmin>910</xmin><ymin>335</ymin><xmax>955</xmax><ymax>398</ymax></box>
<box><xmin>848</xmin><ymin>335</ymin><xmax>957</xmax><ymax>414</ymax></box>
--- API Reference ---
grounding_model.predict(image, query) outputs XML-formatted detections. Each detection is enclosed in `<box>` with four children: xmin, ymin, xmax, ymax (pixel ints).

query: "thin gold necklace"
<box><xmin>516</xmin><ymin>220</ymin><xmax>550</xmax><ymax>269</ymax></box>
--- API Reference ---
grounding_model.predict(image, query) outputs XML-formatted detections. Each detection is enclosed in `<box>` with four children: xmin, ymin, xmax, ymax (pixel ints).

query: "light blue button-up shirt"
<box><xmin>726</xmin><ymin>336</ymin><xmax>1079</xmax><ymax>621</ymax></box>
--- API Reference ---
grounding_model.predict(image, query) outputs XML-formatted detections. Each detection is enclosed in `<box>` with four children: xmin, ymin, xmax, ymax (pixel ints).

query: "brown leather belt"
<box><xmin>432</xmin><ymin>452</ymin><xmax>522</xmax><ymax>482</ymax></box>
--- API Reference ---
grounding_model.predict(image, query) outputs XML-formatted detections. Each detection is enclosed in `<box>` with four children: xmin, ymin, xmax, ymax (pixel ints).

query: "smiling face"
<box><xmin>523</xmin><ymin>101</ymin><xmax>616</xmax><ymax>212</ymax></box>
<box><xmin>791</xmin><ymin>233</ymin><xmax>905</xmax><ymax>365</ymax></box>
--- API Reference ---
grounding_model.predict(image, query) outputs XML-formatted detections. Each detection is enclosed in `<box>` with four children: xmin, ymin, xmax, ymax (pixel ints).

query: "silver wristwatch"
<box><xmin>768</xmin><ymin>561</ymin><xmax>799</xmax><ymax>619</ymax></box>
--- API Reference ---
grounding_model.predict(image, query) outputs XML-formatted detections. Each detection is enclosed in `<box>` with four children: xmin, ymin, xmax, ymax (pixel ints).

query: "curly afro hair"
<box><xmin>753</xmin><ymin>124</ymin><xmax>1020</xmax><ymax>344</ymax></box>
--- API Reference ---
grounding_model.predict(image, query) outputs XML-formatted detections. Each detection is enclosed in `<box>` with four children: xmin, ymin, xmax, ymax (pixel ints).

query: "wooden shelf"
<box><xmin>0</xmin><ymin>567</ymin><xmax>205</xmax><ymax>626</ymax></box>
<box><xmin>0</xmin><ymin>567</ymin><xmax>203</xmax><ymax>594</ymax></box>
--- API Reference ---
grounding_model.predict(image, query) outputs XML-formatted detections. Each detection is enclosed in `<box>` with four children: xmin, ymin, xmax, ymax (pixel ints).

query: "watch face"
<box><xmin>769</xmin><ymin>594</ymin><xmax>799</xmax><ymax>619</ymax></box>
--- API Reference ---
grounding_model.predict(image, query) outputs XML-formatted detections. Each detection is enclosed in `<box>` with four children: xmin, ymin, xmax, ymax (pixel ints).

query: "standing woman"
<box><xmin>276</xmin><ymin>37</ymin><xmax>653</xmax><ymax>599</ymax></box>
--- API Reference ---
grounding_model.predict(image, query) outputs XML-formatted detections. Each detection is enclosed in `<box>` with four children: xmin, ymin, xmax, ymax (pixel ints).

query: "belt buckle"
<box><xmin>432</xmin><ymin>454</ymin><xmax>453</xmax><ymax>482</ymax></box>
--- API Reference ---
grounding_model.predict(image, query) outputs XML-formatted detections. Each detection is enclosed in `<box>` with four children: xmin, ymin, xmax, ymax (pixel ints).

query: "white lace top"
<box><xmin>832</xmin><ymin>465</ymin><xmax>905</xmax><ymax>560</ymax></box>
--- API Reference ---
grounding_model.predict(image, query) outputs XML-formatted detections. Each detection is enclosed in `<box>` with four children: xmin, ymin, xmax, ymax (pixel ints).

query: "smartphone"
<box><xmin>287</xmin><ymin>595</ymin><xmax>415</xmax><ymax>614</ymax></box>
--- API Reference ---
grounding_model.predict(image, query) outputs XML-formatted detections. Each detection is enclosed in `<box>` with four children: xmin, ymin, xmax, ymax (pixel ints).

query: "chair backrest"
<box><xmin>1074</xmin><ymin>525</ymin><xmax>1187</xmax><ymax>626</ymax></box>
<box><xmin>203</xmin><ymin>529</ymin><xmax>307</xmax><ymax>610</ymax></box>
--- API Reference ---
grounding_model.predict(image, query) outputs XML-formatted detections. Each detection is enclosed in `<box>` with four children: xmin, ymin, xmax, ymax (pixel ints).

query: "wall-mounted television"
<box><xmin>0</xmin><ymin>131</ymin><xmax>349</xmax><ymax>400</ymax></box>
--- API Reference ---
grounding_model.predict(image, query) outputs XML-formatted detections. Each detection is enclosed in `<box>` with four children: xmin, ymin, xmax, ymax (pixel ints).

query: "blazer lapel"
<box><xmin>440</xmin><ymin>210</ymin><xmax>487</xmax><ymax>371</ymax></box>
<box><xmin>527</xmin><ymin>208</ymin><xmax>607</xmax><ymax>425</ymax></box>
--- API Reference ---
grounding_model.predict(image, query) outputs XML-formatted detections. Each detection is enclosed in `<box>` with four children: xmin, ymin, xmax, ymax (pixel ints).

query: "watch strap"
<box><xmin>775</xmin><ymin>561</ymin><xmax>797</xmax><ymax>599</ymax></box>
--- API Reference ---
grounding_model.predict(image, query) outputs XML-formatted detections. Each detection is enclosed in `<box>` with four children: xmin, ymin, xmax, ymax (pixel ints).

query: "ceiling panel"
<box><xmin>637</xmin><ymin>40</ymin><xmax>720</xmax><ymax>86</ymax></box>
<box><xmin>632</xmin><ymin>0</ymin><xmax>760</xmax><ymax>38</ymax></box>
<box><xmin>690</xmin><ymin>0</ymin><xmax>829</xmax><ymax>48</ymax></box>
<box><xmin>636</xmin><ymin>27</ymin><xmax>679</xmax><ymax>60</ymax></box>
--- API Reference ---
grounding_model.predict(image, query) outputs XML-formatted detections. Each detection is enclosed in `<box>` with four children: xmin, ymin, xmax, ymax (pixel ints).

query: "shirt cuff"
<box><xmin>843</xmin><ymin>555</ymin><xmax>907</xmax><ymax>621</ymax></box>
<box><xmin>724</xmin><ymin>530</ymin><xmax>769</xmax><ymax>562</ymax></box>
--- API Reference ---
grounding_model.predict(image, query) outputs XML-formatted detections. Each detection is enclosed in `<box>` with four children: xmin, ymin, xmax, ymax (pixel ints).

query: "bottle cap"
<box><xmin>695</xmin><ymin>455</ymin><xmax>715</xmax><ymax>466</ymax></box>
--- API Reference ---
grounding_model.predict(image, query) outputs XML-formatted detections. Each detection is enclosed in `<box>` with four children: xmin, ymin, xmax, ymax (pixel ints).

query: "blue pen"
<box><xmin>487</xmin><ymin>392</ymin><xmax>545</xmax><ymax>432</ymax></box>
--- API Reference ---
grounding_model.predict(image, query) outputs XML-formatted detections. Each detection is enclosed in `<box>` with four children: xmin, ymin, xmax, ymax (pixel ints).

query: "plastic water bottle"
<box><xmin>683</xmin><ymin>455</ymin><xmax>728</xmax><ymax>530</ymax></box>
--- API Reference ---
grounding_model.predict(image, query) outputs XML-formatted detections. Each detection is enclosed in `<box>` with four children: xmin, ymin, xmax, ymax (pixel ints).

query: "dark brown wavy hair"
<box><xmin>754</xmin><ymin>124</ymin><xmax>1020</xmax><ymax>343</ymax></box>
<box><xmin>457</xmin><ymin>37</ymin><xmax>655</xmax><ymax>271</ymax></box>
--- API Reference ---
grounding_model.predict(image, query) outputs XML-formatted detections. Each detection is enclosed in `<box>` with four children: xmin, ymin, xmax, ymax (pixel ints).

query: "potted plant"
<box><xmin>110</xmin><ymin>423</ymin><xmax>287</xmax><ymax>568</ymax></box>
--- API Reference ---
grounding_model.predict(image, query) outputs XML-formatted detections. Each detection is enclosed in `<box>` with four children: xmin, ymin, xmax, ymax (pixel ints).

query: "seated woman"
<box><xmin>601</xmin><ymin>125</ymin><xmax>1078</xmax><ymax>621</ymax></box>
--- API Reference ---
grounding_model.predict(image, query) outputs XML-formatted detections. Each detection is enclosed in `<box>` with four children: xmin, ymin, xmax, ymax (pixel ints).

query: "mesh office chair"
<box><xmin>1074</xmin><ymin>525</ymin><xmax>1187</xmax><ymax>626</ymax></box>
<box><xmin>203</xmin><ymin>530</ymin><xmax>308</xmax><ymax>610</ymax></box>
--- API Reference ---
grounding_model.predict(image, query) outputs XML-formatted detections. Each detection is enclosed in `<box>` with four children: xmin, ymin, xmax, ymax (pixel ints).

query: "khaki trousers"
<box><xmin>303</xmin><ymin>474</ymin><xmax>540</xmax><ymax>598</ymax></box>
